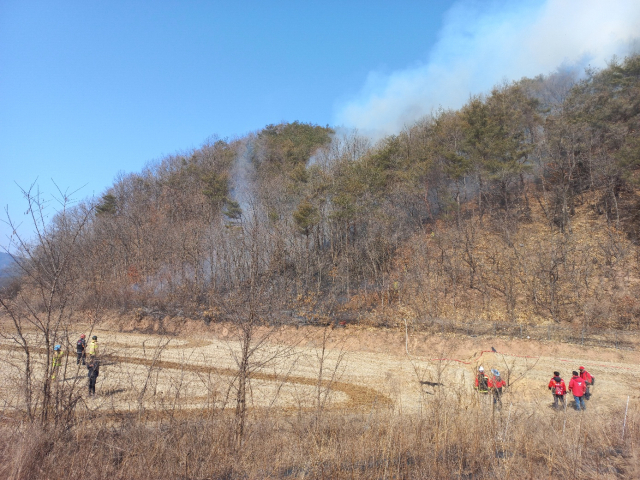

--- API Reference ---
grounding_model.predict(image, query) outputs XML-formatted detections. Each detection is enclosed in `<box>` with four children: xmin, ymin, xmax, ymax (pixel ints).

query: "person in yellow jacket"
<box><xmin>88</xmin><ymin>335</ymin><xmax>99</xmax><ymax>359</ymax></box>
<box><xmin>51</xmin><ymin>344</ymin><xmax>64</xmax><ymax>380</ymax></box>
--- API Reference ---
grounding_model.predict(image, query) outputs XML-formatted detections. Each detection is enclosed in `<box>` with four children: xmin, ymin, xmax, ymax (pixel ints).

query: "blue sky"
<box><xmin>1</xmin><ymin>0</ymin><xmax>639</xmax><ymax>249</ymax></box>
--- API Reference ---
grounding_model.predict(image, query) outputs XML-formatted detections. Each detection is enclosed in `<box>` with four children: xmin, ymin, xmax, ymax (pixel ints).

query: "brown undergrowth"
<box><xmin>345</xmin><ymin>189</ymin><xmax>640</xmax><ymax>330</ymax></box>
<box><xmin>1</xmin><ymin>396</ymin><xmax>638</xmax><ymax>479</ymax></box>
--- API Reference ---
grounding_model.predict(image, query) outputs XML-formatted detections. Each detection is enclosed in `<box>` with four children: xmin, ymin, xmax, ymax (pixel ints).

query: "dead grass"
<box><xmin>1</xmin><ymin>395</ymin><xmax>638</xmax><ymax>479</ymax></box>
<box><xmin>2</xmin><ymin>318</ymin><xmax>640</xmax><ymax>478</ymax></box>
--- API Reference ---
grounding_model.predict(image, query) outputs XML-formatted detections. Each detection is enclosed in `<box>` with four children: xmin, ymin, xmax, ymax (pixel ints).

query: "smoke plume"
<box><xmin>335</xmin><ymin>0</ymin><xmax>640</xmax><ymax>137</ymax></box>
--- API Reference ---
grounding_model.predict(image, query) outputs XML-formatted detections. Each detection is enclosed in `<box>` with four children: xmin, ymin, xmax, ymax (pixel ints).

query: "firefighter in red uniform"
<box><xmin>568</xmin><ymin>371</ymin><xmax>587</xmax><ymax>411</ymax></box>
<box><xmin>548</xmin><ymin>371</ymin><xmax>566</xmax><ymax>409</ymax></box>
<box><xmin>474</xmin><ymin>366</ymin><xmax>489</xmax><ymax>393</ymax></box>
<box><xmin>579</xmin><ymin>366</ymin><xmax>594</xmax><ymax>400</ymax></box>
<box><xmin>488</xmin><ymin>369</ymin><xmax>506</xmax><ymax>407</ymax></box>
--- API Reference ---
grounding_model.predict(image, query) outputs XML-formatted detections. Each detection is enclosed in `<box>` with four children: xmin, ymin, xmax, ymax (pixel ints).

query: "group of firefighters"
<box><xmin>547</xmin><ymin>367</ymin><xmax>594</xmax><ymax>411</ymax></box>
<box><xmin>474</xmin><ymin>366</ymin><xmax>507</xmax><ymax>406</ymax></box>
<box><xmin>50</xmin><ymin>334</ymin><xmax>100</xmax><ymax>396</ymax></box>
<box><xmin>474</xmin><ymin>364</ymin><xmax>595</xmax><ymax>411</ymax></box>
<box><xmin>57</xmin><ymin>337</ymin><xmax>600</xmax><ymax>405</ymax></box>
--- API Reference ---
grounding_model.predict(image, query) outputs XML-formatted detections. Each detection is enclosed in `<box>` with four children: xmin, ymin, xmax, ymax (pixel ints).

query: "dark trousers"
<box><xmin>88</xmin><ymin>376</ymin><xmax>97</xmax><ymax>395</ymax></box>
<box><xmin>553</xmin><ymin>394</ymin><xmax>566</xmax><ymax>408</ymax></box>
<box><xmin>77</xmin><ymin>352</ymin><xmax>86</xmax><ymax>365</ymax></box>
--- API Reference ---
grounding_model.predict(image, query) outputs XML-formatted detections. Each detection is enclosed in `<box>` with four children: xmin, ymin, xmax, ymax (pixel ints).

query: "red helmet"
<box><xmin>578</xmin><ymin>366</ymin><xmax>585</xmax><ymax>370</ymax></box>
<box><xmin>80</xmin><ymin>334</ymin><xmax>86</xmax><ymax>338</ymax></box>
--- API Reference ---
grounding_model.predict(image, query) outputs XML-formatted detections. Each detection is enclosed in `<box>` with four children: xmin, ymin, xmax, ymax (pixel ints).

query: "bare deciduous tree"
<box><xmin>0</xmin><ymin>183</ymin><xmax>96</xmax><ymax>426</ymax></box>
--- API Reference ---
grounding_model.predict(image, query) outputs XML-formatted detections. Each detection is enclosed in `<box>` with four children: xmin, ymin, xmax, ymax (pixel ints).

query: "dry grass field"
<box><xmin>1</xmin><ymin>318</ymin><xmax>639</xmax><ymax>479</ymax></box>
<box><xmin>3</xmin><ymin>321</ymin><xmax>639</xmax><ymax>415</ymax></box>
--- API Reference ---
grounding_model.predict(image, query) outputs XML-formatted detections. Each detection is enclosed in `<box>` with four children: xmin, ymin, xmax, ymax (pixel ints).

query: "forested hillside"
<box><xmin>6</xmin><ymin>55</ymin><xmax>640</xmax><ymax>329</ymax></box>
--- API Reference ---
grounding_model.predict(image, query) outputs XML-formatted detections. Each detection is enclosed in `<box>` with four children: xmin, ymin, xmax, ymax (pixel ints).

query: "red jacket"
<box><xmin>568</xmin><ymin>375</ymin><xmax>586</xmax><ymax>397</ymax></box>
<box><xmin>488</xmin><ymin>376</ymin><xmax>506</xmax><ymax>390</ymax></box>
<box><xmin>548</xmin><ymin>377</ymin><xmax>566</xmax><ymax>396</ymax></box>
<box><xmin>579</xmin><ymin>370</ymin><xmax>593</xmax><ymax>385</ymax></box>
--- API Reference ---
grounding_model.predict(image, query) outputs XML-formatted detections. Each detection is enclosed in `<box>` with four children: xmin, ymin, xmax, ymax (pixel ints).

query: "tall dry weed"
<box><xmin>1</xmin><ymin>399</ymin><xmax>637</xmax><ymax>479</ymax></box>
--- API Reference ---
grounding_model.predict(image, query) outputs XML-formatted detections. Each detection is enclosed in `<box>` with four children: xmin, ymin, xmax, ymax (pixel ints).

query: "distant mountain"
<box><xmin>0</xmin><ymin>252</ymin><xmax>14</xmax><ymax>270</ymax></box>
<box><xmin>0</xmin><ymin>252</ymin><xmax>20</xmax><ymax>283</ymax></box>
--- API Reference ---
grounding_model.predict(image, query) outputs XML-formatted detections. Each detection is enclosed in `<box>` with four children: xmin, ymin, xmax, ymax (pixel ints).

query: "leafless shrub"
<box><xmin>1</xmin><ymin>183</ymin><xmax>98</xmax><ymax>426</ymax></box>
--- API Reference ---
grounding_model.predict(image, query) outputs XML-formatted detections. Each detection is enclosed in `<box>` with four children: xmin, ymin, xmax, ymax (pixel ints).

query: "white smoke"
<box><xmin>230</xmin><ymin>136</ymin><xmax>257</xmax><ymax>217</ymax></box>
<box><xmin>335</xmin><ymin>0</ymin><xmax>640</xmax><ymax>137</ymax></box>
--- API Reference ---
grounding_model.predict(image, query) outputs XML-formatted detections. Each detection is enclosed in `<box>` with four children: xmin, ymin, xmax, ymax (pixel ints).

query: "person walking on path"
<box><xmin>548</xmin><ymin>371</ymin><xmax>566</xmax><ymax>409</ymax></box>
<box><xmin>51</xmin><ymin>344</ymin><xmax>64</xmax><ymax>380</ymax></box>
<box><xmin>87</xmin><ymin>357</ymin><xmax>100</xmax><ymax>396</ymax></box>
<box><xmin>579</xmin><ymin>366</ymin><xmax>594</xmax><ymax>400</ymax></box>
<box><xmin>488</xmin><ymin>369</ymin><xmax>506</xmax><ymax>407</ymax></box>
<box><xmin>76</xmin><ymin>334</ymin><xmax>87</xmax><ymax>365</ymax></box>
<box><xmin>568</xmin><ymin>371</ymin><xmax>587</xmax><ymax>411</ymax></box>
<box><xmin>88</xmin><ymin>335</ymin><xmax>99</xmax><ymax>360</ymax></box>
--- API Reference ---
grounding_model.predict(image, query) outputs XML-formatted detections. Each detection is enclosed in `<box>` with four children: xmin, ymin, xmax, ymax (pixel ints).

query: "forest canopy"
<box><xmin>6</xmin><ymin>54</ymin><xmax>640</xmax><ymax>329</ymax></box>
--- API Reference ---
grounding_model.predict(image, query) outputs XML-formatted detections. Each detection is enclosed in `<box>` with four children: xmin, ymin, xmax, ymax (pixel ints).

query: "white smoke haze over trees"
<box><xmin>335</xmin><ymin>0</ymin><xmax>640</xmax><ymax>137</ymax></box>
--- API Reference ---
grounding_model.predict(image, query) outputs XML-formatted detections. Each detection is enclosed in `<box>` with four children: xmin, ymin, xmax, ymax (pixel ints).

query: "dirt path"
<box><xmin>2</xmin><ymin>323</ymin><xmax>639</xmax><ymax>418</ymax></box>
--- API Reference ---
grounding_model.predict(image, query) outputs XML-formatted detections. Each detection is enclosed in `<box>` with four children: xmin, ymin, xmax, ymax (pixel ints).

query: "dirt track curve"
<box><xmin>1</xmin><ymin>323</ymin><xmax>640</xmax><ymax>419</ymax></box>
